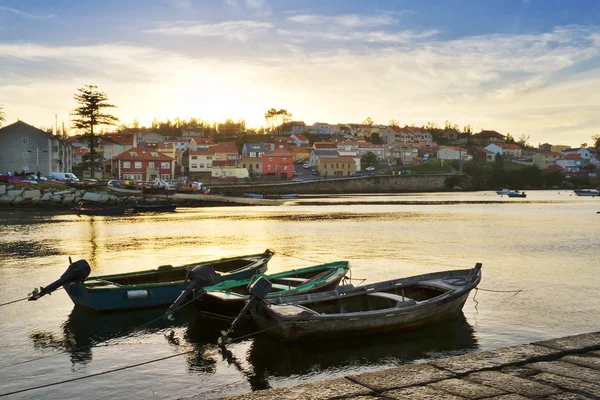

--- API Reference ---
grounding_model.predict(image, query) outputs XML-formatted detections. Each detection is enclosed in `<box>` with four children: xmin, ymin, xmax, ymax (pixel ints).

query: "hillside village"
<box><xmin>0</xmin><ymin>119</ymin><xmax>598</xmax><ymax>187</ymax></box>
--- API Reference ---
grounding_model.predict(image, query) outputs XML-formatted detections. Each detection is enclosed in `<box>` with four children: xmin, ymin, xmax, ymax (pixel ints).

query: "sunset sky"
<box><xmin>1</xmin><ymin>0</ymin><xmax>600</xmax><ymax>146</ymax></box>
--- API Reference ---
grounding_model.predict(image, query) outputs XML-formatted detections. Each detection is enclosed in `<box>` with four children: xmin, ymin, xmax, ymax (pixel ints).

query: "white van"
<box><xmin>49</xmin><ymin>172</ymin><xmax>80</xmax><ymax>182</ymax></box>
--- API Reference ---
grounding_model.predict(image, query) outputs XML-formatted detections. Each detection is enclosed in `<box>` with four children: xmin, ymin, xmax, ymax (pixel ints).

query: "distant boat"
<box><xmin>107</xmin><ymin>185</ymin><xmax>143</xmax><ymax>195</ymax></box>
<box><xmin>507</xmin><ymin>191</ymin><xmax>527</xmax><ymax>198</ymax></box>
<box><xmin>243</xmin><ymin>193</ymin><xmax>266</xmax><ymax>199</ymax></box>
<box><xmin>574</xmin><ymin>189</ymin><xmax>600</xmax><ymax>197</ymax></box>
<box><xmin>74</xmin><ymin>202</ymin><xmax>128</xmax><ymax>216</ymax></box>
<box><xmin>250</xmin><ymin>263</ymin><xmax>482</xmax><ymax>341</ymax></box>
<box><xmin>495</xmin><ymin>189</ymin><xmax>511</xmax><ymax>195</ymax></box>
<box><xmin>133</xmin><ymin>203</ymin><xmax>177</xmax><ymax>213</ymax></box>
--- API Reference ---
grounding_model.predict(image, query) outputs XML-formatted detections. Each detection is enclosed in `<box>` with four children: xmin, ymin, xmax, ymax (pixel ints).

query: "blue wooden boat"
<box><xmin>30</xmin><ymin>250</ymin><xmax>274</xmax><ymax>312</ymax></box>
<box><xmin>243</xmin><ymin>193</ymin><xmax>265</xmax><ymax>199</ymax></box>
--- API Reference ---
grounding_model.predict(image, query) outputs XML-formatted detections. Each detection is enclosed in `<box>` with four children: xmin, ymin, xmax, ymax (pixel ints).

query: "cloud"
<box><xmin>144</xmin><ymin>20</ymin><xmax>273</xmax><ymax>41</ymax></box>
<box><xmin>0</xmin><ymin>5</ymin><xmax>54</xmax><ymax>19</ymax></box>
<box><xmin>278</xmin><ymin>28</ymin><xmax>439</xmax><ymax>44</ymax></box>
<box><xmin>1</xmin><ymin>25</ymin><xmax>600</xmax><ymax>145</ymax></box>
<box><xmin>288</xmin><ymin>13</ymin><xmax>397</xmax><ymax>29</ymax></box>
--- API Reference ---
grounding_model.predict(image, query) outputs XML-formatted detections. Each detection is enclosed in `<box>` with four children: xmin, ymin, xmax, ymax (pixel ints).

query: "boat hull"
<box><xmin>75</xmin><ymin>205</ymin><xmax>128</xmax><ymax>216</ymax></box>
<box><xmin>133</xmin><ymin>204</ymin><xmax>177</xmax><ymax>212</ymax></box>
<box><xmin>64</xmin><ymin>251</ymin><xmax>273</xmax><ymax>312</ymax></box>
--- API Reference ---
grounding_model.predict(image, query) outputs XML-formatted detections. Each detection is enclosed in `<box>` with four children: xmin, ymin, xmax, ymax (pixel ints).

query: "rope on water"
<box><xmin>0</xmin><ymin>297</ymin><xmax>29</xmax><ymax>307</ymax></box>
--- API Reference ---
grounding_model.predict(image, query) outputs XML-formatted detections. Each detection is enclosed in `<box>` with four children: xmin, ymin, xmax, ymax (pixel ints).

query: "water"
<box><xmin>0</xmin><ymin>191</ymin><xmax>598</xmax><ymax>399</ymax></box>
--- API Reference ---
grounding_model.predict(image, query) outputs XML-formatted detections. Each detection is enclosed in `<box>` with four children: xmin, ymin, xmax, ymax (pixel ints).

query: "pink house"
<box><xmin>261</xmin><ymin>150</ymin><xmax>294</xmax><ymax>178</ymax></box>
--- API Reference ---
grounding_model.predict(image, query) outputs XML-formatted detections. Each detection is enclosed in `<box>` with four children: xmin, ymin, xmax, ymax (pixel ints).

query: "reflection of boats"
<box><xmin>31</xmin><ymin>250</ymin><xmax>274</xmax><ymax>312</ymax></box>
<box><xmin>246</xmin><ymin>313</ymin><xmax>477</xmax><ymax>380</ymax></box>
<box><xmin>74</xmin><ymin>202</ymin><xmax>128</xmax><ymax>216</ymax></box>
<box><xmin>251</xmin><ymin>263</ymin><xmax>481</xmax><ymax>341</ymax></box>
<box><xmin>507</xmin><ymin>190</ymin><xmax>526</xmax><ymax>198</ymax></box>
<box><xmin>133</xmin><ymin>203</ymin><xmax>177</xmax><ymax>213</ymax></box>
<box><xmin>196</xmin><ymin>261</ymin><xmax>350</xmax><ymax>317</ymax></box>
<box><xmin>574</xmin><ymin>189</ymin><xmax>600</xmax><ymax>197</ymax></box>
<box><xmin>495</xmin><ymin>189</ymin><xmax>511</xmax><ymax>195</ymax></box>
<box><xmin>31</xmin><ymin>306</ymin><xmax>194</xmax><ymax>366</ymax></box>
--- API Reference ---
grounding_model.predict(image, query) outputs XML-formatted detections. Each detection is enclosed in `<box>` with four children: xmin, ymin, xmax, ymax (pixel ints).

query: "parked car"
<box><xmin>302</xmin><ymin>163</ymin><xmax>310</xmax><ymax>169</ymax></box>
<box><xmin>365</xmin><ymin>166</ymin><xmax>375</xmax><ymax>171</ymax></box>
<box><xmin>311</xmin><ymin>170</ymin><xmax>319</xmax><ymax>175</ymax></box>
<box><xmin>49</xmin><ymin>172</ymin><xmax>80</xmax><ymax>183</ymax></box>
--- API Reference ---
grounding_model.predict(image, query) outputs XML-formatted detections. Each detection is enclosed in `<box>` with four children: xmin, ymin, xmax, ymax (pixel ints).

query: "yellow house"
<box><xmin>551</xmin><ymin>145</ymin><xmax>571</xmax><ymax>153</ymax></box>
<box><xmin>532</xmin><ymin>152</ymin><xmax>562</xmax><ymax>170</ymax></box>
<box><xmin>317</xmin><ymin>156</ymin><xmax>356</xmax><ymax>177</ymax></box>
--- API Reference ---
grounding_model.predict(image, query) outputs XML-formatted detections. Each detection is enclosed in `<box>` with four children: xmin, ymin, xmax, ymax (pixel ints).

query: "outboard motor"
<box><xmin>218</xmin><ymin>276</ymin><xmax>272</xmax><ymax>344</ymax></box>
<box><xmin>164</xmin><ymin>265</ymin><xmax>218</xmax><ymax>321</ymax></box>
<box><xmin>29</xmin><ymin>259</ymin><xmax>91</xmax><ymax>301</ymax></box>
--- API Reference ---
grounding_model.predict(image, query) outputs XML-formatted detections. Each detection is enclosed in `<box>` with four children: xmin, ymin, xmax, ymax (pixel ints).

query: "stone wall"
<box><xmin>211</xmin><ymin>174</ymin><xmax>449</xmax><ymax>196</ymax></box>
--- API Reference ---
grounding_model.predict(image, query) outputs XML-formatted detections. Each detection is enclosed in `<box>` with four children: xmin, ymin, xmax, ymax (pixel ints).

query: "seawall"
<box><xmin>214</xmin><ymin>330</ymin><xmax>600</xmax><ymax>399</ymax></box>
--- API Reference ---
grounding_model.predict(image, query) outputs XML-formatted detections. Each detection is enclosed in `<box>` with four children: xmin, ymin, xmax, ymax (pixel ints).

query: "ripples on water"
<box><xmin>0</xmin><ymin>191</ymin><xmax>598</xmax><ymax>399</ymax></box>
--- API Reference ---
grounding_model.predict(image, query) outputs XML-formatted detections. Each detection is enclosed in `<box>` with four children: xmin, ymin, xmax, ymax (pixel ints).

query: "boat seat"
<box><xmin>367</xmin><ymin>292</ymin><xmax>416</xmax><ymax>307</ymax></box>
<box><xmin>270</xmin><ymin>283</ymin><xmax>293</xmax><ymax>291</ymax></box>
<box><xmin>271</xmin><ymin>304</ymin><xmax>320</xmax><ymax>317</ymax></box>
<box><xmin>281</xmin><ymin>277</ymin><xmax>308</xmax><ymax>283</ymax></box>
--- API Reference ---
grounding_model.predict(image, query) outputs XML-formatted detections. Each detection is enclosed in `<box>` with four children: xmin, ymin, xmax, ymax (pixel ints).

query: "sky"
<box><xmin>1</xmin><ymin>0</ymin><xmax>600</xmax><ymax>146</ymax></box>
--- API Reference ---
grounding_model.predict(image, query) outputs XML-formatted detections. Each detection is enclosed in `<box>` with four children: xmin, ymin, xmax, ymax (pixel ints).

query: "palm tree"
<box><xmin>0</xmin><ymin>104</ymin><xmax>5</xmax><ymax>127</ymax></box>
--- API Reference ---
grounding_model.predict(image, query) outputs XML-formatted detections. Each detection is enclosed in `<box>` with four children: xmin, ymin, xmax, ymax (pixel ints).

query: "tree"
<box><xmin>518</xmin><ymin>134</ymin><xmax>530</xmax><ymax>147</ymax></box>
<box><xmin>580</xmin><ymin>142</ymin><xmax>588</xmax><ymax>149</ymax></box>
<box><xmin>71</xmin><ymin>85</ymin><xmax>119</xmax><ymax>178</ymax></box>
<box><xmin>131</xmin><ymin>118</ymin><xmax>140</xmax><ymax>129</ymax></box>
<box><xmin>371</xmin><ymin>132</ymin><xmax>383</xmax><ymax>144</ymax></box>
<box><xmin>0</xmin><ymin>104</ymin><xmax>5</xmax><ymax>127</ymax></box>
<box><xmin>388</xmin><ymin>119</ymin><xmax>400</xmax><ymax>127</ymax></box>
<box><xmin>361</xmin><ymin>151</ymin><xmax>378</xmax><ymax>167</ymax></box>
<box><xmin>592</xmin><ymin>134</ymin><xmax>600</xmax><ymax>149</ymax></box>
<box><xmin>362</xmin><ymin>117</ymin><xmax>374</xmax><ymax>126</ymax></box>
<box><xmin>505</xmin><ymin>133</ymin><xmax>515</xmax><ymax>143</ymax></box>
<box><xmin>264</xmin><ymin>108</ymin><xmax>292</xmax><ymax>135</ymax></box>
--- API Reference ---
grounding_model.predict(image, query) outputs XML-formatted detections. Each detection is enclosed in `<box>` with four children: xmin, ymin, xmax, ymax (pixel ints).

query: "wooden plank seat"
<box><xmin>270</xmin><ymin>283</ymin><xmax>294</xmax><ymax>291</ymax></box>
<box><xmin>367</xmin><ymin>292</ymin><xmax>416</xmax><ymax>306</ymax></box>
<box><xmin>280</xmin><ymin>277</ymin><xmax>308</xmax><ymax>283</ymax></box>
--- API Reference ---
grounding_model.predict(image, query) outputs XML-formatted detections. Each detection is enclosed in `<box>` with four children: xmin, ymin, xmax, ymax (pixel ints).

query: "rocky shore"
<box><xmin>0</xmin><ymin>185</ymin><xmax>282</xmax><ymax>208</ymax></box>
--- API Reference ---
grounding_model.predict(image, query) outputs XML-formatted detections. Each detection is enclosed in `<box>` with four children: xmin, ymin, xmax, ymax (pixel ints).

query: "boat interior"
<box><xmin>278</xmin><ymin>283</ymin><xmax>452</xmax><ymax>315</ymax></box>
<box><xmin>225</xmin><ymin>269</ymin><xmax>336</xmax><ymax>296</ymax></box>
<box><xmin>85</xmin><ymin>257</ymin><xmax>265</xmax><ymax>287</ymax></box>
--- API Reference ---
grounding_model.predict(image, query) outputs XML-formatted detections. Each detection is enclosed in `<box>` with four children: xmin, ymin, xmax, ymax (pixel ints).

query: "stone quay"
<box><xmin>214</xmin><ymin>330</ymin><xmax>600</xmax><ymax>400</ymax></box>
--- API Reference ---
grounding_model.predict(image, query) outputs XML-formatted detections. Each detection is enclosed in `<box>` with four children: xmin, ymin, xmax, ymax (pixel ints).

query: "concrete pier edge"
<box><xmin>214</xmin><ymin>330</ymin><xmax>600</xmax><ymax>399</ymax></box>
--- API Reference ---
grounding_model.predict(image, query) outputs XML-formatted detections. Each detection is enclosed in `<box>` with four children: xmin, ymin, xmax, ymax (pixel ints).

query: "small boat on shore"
<box><xmin>574</xmin><ymin>189</ymin><xmax>600</xmax><ymax>197</ymax></box>
<box><xmin>133</xmin><ymin>203</ymin><xmax>177</xmax><ymax>213</ymax></box>
<box><xmin>29</xmin><ymin>250</ymin><xmax>274</xmax><ymax>312</ymax></box>
<box><xmin>495</xmin><ymin>189</ymin><xmax>511</xmax><ymax>195</ymax></box>
<box><xmin>107</xmin><ymin>185</ymin><xmax>143</xmax><ymax>195</ymax></box>
<box><xmin>507</xmin><ymin>190</ymin><xmax>526</xmax><ymax>198</ymax></box>
<box><xmin>249</xmin><ymin>263</ymin><xmax>482</xmax><ymax>341</ymax></box>
<box><xmin>243</xmin><ymin>193</ymin><xmax>265</xmax><ymax>199</ymax></box>
<box><xmin>192</xmin><ymin>261</ymin><xmax>350</xmax><ymax>317</ymax></box>
<box><xmin>74</xmin><ymin>202</ymin><xmax>128</xmax><ymax>216</ymax></box>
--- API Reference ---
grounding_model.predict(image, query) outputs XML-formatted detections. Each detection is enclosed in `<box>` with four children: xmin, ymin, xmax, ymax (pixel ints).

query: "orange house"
<box><xmin>261</xmin><ymin>150</ymin><xmax>294</xmax><ymax>178</ymax></box>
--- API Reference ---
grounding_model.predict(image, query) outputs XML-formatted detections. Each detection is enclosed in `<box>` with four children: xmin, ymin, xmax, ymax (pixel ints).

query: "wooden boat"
<box><xmin>107</xmin><ymin>185</ymin><xmax>143</xmax><ymax>195</ymax></box>
<box><xmin>250</xmin><ymin>263</ymin><xmax>482</xmax><ymax>341</ymax></box>
<box><xmin>195</xmin><ymin>261</ymin><xmax>350</xmax><ymax>317</ymax></box>
<box><xmin>74</xmin><ymin>202</ymin><xmax>128</xmax><ymax>216</ymax></box>
<box><xmin>243</xmin><ymin>193</ymin><xmax>265</xmax><ymax>199</ymax></box>
<box><xmin>133</xmin><ymin>203</ymin><xmax>177</xmax><ymax>212</ymax></box>
<box><xmin>30</xmin><ymin>250</ymin><xmax>274</xmax><ymax>312</ymax></box>
<box><xmin>507</xmin><ymin>191</ymin><xmax>526</xmax><ymax>198</ymax></box>
<box><xmin>495</xmin><ymin>188</ymin><xmax>511</xmax><ymax>195</ymax></box>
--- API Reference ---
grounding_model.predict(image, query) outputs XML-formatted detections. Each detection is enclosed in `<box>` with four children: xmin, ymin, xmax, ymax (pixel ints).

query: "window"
<box><xmin>150</xmin><ymin>152</ymin><xmax>158</xmax><ymax>157</ymax></box>
<box><xmin>191</xmin><ymin>156</ymin><xmax>197</xmax><ymax>160</ymax></box>
<box><xmin>161</xmin><ymin>174</ymin><xmax>170</xmax><ymax>180</ymax></box>
<box><xmin>22</xmin><ymin>138</ymin><xmax>28</xmax><ymax>144</ymax></box>
<box><xmin>161</xmin><ymin>162</ymin><xmax>170</xmax><ymax>169</ymax></box>
<box><xmin>207</xmin><ymin>156</ymin><xmax>212</xmax><ymax>160</ymax></box>
<box><xmin>269</xmin><ymin>157</ymin><xmax>272</xmax><ymax>161</ymax></box>
<box><xmin>191</xmin><ymin>164</ymin><xmax>198</xmax><ymax>168</ymax></box>
<box><xmin>22</xmin><ymin>152</ymin><xmax>29</xmax><ymax>159</ymax></box>
<box><xmin>199</xmin><ymin>163</ymin><xmax>204</xmax><ymax>168</ymax></box>
<box><xmin>135</xmin><ymin>162</ymin><xmax>142</xmax><ymax>169</ymax></box>
<box><xmin>148</xmin><ymin>162</ymin><xmax>155</xmax><ymax>168</ymax></box>
<box><xmin>123</xmin><ymin>161</ymin><xmax>131</xmax><ymax>168</ymax></box>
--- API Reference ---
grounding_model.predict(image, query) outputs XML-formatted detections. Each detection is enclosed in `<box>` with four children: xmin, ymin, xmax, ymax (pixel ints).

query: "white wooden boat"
<box><xmin>574</xmin><ymin>189</ymin><xmax>599</xmax><ymax>197</ymax></box>
<box><xmin>107</xmin><ymin>185</ymin><xmax>143</xmax><ymax>195</ymax></box>
<box><xmin>250</xmin><ymin>263</ymin><xmax>482</xmax><ymax>341</ymax></box>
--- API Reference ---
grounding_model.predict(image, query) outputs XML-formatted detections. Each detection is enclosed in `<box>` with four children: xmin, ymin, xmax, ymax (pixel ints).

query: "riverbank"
<box><xmin>215</xmin><ymin>330</ymin><xmax>600</xmax><ymax>400</ymax></box>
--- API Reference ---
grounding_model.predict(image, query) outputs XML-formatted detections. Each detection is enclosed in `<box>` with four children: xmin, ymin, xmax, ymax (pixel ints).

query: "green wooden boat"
<box><xmin>193</xmin><ymin>261</ymin><xmax>350</xmax><ymax>317</ymax></box>
<box><xmin>32</xmin><ymin>250</ymin><xmax>274</xmax><ymax>312</ymax></box>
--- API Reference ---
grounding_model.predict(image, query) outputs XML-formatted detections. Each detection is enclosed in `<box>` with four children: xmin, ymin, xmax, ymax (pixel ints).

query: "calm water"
<box><xmin>0</xmin><ymin>191</ymin><xmax>598</xmax><ymax>399</ymax></box>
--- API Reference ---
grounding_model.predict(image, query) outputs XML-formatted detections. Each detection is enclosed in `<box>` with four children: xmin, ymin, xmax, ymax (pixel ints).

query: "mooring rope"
<box><xmin>0</xmin><ymin>297</ymin><xmax>30</xmax><ymax>307</ymax></box>
<box><xmin>0</xmin><ymin>297</ymin><xmax>196</xmax><ymax>371</ymax></box>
